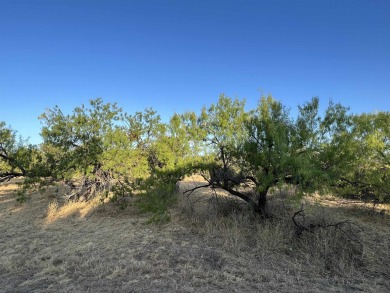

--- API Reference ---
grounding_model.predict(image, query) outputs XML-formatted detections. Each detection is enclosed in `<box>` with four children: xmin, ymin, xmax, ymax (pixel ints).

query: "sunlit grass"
<box><xmin>0</xmin><ymin>179</ymin><xmax>389</xmax><ymax>292</ymax></box>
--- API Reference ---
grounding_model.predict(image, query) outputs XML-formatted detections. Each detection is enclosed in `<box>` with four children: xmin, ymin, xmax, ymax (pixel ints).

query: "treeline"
<box><xmin>0</xmin><ymin>95</ymin><xmax>389</xmax><ymax>217</ymax></box>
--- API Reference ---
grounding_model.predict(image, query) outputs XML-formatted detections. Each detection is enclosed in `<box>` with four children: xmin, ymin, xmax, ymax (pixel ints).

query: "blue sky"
<box><xmin>1</xmin><ymin>0</ymin><xmax>389</xmax><ymax>144</ymax></box>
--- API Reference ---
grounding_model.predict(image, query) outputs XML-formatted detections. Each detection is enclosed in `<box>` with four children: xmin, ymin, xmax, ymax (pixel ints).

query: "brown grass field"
<box><xmin>1</xmin><ymin>177</ymin><xmax>389</xmax><ymax>292</ymax></box>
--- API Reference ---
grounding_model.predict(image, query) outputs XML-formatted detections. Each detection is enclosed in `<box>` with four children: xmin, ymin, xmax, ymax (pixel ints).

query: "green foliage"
<box><xmin>39</xmin><ymin>99</ymin><xmax>158</xmax><ymax>201</ymax></box>
<box><xmin>293</xmin><ymin>99</ymin><xmax>353</xmax><ymax>191</ymax></box>
<box><xmin>1</xmin><ymin>122</ymin><xmax>50</xmax><ymax>201</ymax></box>
<box><xmin>244</xmin><ymin>96</ymin><xmax>295</xmax><ymax>190</ymax></box>
<box><xmin>37</xmin><ymin>99</ymin><xmax>200</xmax><ymax>220</ymax></box>
<box><xmin>182</xmin><ymin>95</ymin><xmax>384</xmax><ymax>216</ymax></box>
<box><xmin>0</xmin><ymin>122</ymin><xmax>37</xmax><ymax>179</ymax></box>
<box><xmin>39</xmin><ymin>98</ymin><xmax>123</xmax><ymax>180</ymax></box>
<box><xmin>195</xmin><ymin>95</ymin><xmax>248</xmax><ymax>189</ymax></box>
<box><xmin>199</xmin><ymin>94</ymin><xmax>248</xmax><ymax>156</ymax></box>
<box><xmin>136</xmin><ymin>181</ymin><xmax>178</xmax><ymax>224</ymax></box>
<box><xmin>2</xmin><ymin>94</ymin><xmax>388</xmax><ymax>218</ymax></box>
<box><xmin>335</xmin><ymin>112</ymin><xmax>390</xmax><ymax>201</ymax></box>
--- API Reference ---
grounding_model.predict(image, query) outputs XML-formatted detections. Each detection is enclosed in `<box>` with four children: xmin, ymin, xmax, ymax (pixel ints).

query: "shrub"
<box><xmin>136</xmin><ymin>182</ymin><xmax>178</xmax><ymax>224</ymax></box>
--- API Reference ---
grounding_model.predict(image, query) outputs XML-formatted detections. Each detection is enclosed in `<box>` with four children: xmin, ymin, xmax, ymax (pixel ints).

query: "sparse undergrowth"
<box><xmin>136</xmin><ymin>182</ymin><xmax>178</xmax><ymax>224</ymax></box>
<box><xmin>176</xmin><ymin>181</ymin><xmax>389</xmax><ymax>287</ymax></box>
<box><xmin>0</xmin><ymin>180</ymin><xmax>389</xmax><ymax>292</ymax></box>
<box><xmin>179</xmin><ymin>193</ymin><xmax>364</xmax><ymax>278</ymax></box>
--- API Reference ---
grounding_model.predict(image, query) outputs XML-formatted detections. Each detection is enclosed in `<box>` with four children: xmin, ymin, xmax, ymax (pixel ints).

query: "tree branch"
<box><xmin>0</xmin><ymin>171</ymin><xmax>24</xmax><ymax>182</ymax></box>
<box><xmin>340</xmin><ymin>177</ymin><xmax>388</xmax><ymax>196</ymax></box>
<box><xmin>214</xmin><ymin>182</ymin><xmax>258</xmax><ymax>210</ymax></box>
<box><xmin>183</xmin><ymin>183</ymin><xmax>213</xmax><ymax>196</ymax></box>
<box><xmin>0</xmin><ymin>151</ymin><xmax>27</xmax><ymax>175</ymax></box>
<box><xmin>292</xmin><ymin>205</ymin><xmax>357</xmax><ymax>240</ymax></box>
<box><xmin>243</xmin><ymin>176</ymin><xmax>259</xmax><ymax>186</ymax></box>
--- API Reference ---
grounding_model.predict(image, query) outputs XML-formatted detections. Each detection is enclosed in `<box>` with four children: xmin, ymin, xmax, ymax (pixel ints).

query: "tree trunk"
<box><xmin>257</xmin><ymin>189</ymin><xmax>268</xmax><ymax>218</ymax></box>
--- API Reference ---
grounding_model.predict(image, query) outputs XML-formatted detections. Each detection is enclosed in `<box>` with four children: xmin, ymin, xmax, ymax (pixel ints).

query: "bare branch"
<box><xmin>292</xmin><ymin>205</ymin><xmax>359</xmax><ymax>244</ymax></box>
<box><xmin>183</xmin><ymin>183</ymin><xmax>213</xmax><ymax>196</ymax></box>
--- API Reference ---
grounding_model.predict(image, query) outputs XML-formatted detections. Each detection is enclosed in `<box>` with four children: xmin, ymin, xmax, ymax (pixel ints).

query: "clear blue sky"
<box><xmin>1</xmin><ymin>0</ymin><xmax>389</xmax><ymax>144</ymax></box>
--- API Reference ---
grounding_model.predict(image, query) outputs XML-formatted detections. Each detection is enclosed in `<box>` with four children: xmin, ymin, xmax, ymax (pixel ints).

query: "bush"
<box><xmin>136</xmin><ymin>182</ymin><xmax>178</xmax><ymax>224</ymax></box>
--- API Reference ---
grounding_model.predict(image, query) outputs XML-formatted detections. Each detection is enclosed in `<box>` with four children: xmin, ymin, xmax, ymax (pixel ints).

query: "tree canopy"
<box><xmin>0</xmin><ymin>96</ymin><xmax>388</xmax><ymax>215</ymax></box>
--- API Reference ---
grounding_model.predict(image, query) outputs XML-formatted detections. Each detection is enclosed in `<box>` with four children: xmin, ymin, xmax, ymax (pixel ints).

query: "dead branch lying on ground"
<box><xmin>292</xmin><ymin>205</ymin><xmax>362</xmax><ymax>245</ymax></box>
<box><xmin>64</xmin><ymin>170</ymin><xmax>113</xmax><ymax>202</ymax></box>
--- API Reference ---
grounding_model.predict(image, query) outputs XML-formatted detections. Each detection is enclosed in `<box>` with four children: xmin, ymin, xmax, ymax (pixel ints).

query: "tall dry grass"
<box><xmin>0</xmin><ymin>179</ymin><xmax>389</xmax><ymax>292</ymax></box>
<box><xmin>176</xmin><ymin>181</ymin><xmax>389</xmax><ymax>290</ymax></box>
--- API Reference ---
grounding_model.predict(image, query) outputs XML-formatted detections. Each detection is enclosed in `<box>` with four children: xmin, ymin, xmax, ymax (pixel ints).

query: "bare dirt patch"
<box><xmin>1</xmin><ymin>179</ymin><xmax>389</xmax><ymax>292</ymax></box>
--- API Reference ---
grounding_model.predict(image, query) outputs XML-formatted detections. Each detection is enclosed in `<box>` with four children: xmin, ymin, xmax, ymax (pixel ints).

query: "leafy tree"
<box><xmin>0</xmin><ymin>122</ymin><xmax>49</xmax><ymax>201</ymax></box>
<box><xmin>185</xmin><ymin>95</ymin><xmax>305</xmax><ymax>216</ymax></box>
<box><xmin>198</xmin><ymin>94</ymin><xmax>248</xmax><ymax>176</ymax></box>
<box><xmin>119</xmin><ymin>109</ymin><xmax>202</xmax><ymax>221</ymax></box>
<box><xmin>293</xmin><ymin>98</ymin><xmax>355</xmax><ymax>192</ymax></box>
<box><xmin>3</xmin><ymin>94</ymin><xmax>387</xmax><ymax>218</ymax></box>
<box><xmin>0</xmin><ymin>121</ymin><xmax>48</xmax><ymax>180</ymax></box>
<box><xmin>336</xmin><ymin>112</ymin><xmax>390</xmax><ymax>202</ymax></box>
<box><xmin>38</xmin><ymin>98</ymin><xmax>194</xmax><ymax>208</ymax></box>
<box><xmin>150</xmin><ymin>111</ymin><xmax>203</xmax><ymax>181</ymax></box>
<box><xmin>184</xmin><ymin>95</ymin><xmax>262</xmax><ymax>212</ymax></box>
<box><xmin>242</xmin><ymin>95</ymin><xmax>298</xmax><ymax>215</ymax></box>
<box><xmin>39</xmin><ymin>98</ymin><xmax>143</xmax><ymax>200</ymax></box>
<box><xmin>0</xmin><ymin>121</ymin><xmax>26</xmax><ymax>181</ymax></box>
<box><xmin>184</xmin><ymin>95</ymin><xmax>357</xmax><ymax>217</ymax></box>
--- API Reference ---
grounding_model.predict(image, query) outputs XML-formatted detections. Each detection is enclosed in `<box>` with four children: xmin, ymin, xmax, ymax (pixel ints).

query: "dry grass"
<box><xmin>0</xmin><ymin>178</ymin><xmax>389</xmax><ymax>292</ymax></box>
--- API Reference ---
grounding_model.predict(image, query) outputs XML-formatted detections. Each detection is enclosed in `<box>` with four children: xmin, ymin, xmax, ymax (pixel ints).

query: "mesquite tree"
<box><xmin>336</xmin><ymin>112</ymin><xmax>390</xmax><ymax>201</ymax></box>
<box><xmin>40</xmin><ymin>99</ymin><xmax>108</xmax><ymax>199</ymax></box>
<box><xmin>39</xmin><ymin>98</ymin><xmax>151</xmax><ymax>200</ymax></box>
<box><xmin>0</xmin><ymin>122</ymin><xmax>52</xmax><ymax>201</ymax></box>
<box><xmin>0</xmin><ymin>122</ymin><xmax>28</xmax><ymax>182</ymax></box>
<box><xmin>2</xmin><ymin>95</ymin><xmax>388</xmax><ymax>213</ymax></box>
<box><xmin>184</xmin><ymin>95</ymin><xmax>360</xmax><ymax>217</ymax></box>
<box><xmin>38</xmin><ymin>99</ymin><xmax>200</xmax><ymax>202</ymax></box>
<box><xmin>242</xmin><ymin>96</ymin><xmax>298</xmax><ymax>215</ymax></box>
<box><xmin>191</xmin><ymin>95</ymin><xmax>306</xmax><ymax>216</ymax></box>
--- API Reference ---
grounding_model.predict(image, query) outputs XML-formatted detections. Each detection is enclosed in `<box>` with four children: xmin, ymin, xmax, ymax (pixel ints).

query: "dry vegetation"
<box><xmin>1</xmin><ymin>177</ymin><xmax>389</xmax><ymax>292</ymax></box>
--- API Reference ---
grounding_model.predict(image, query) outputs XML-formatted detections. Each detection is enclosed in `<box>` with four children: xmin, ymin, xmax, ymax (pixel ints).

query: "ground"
<box><xmin>0</xmin><ymin>178</ymin><xmax>389</xmax><ymax>292</ymax></box>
